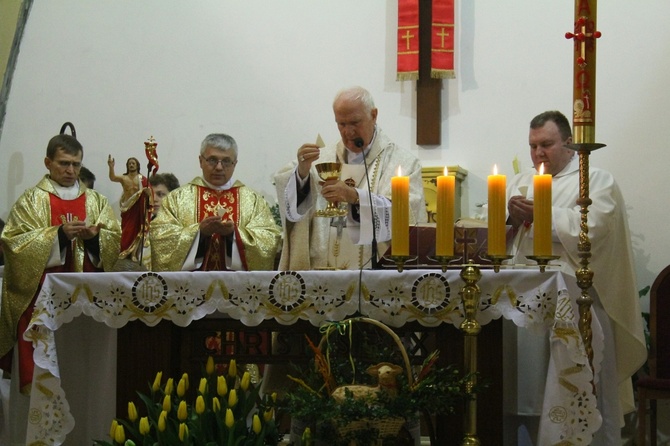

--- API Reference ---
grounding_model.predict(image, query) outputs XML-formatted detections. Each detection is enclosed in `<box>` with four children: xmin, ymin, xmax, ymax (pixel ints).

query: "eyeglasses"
<box><xmin>203</xmin><ymin>157</ymin><xmax>236</xmax><ymax>168</ymax></box>
<box><xmin>56</xmin><ymin>160</ymin><xmax>82</xmax><ymax>169</ymax></box>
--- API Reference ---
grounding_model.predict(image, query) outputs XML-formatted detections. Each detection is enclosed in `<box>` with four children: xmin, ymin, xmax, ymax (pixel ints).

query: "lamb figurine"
<box><xmin>331</xmin><ymin>362</ymin><xmax>404</xmax><ymax>403</ymax></box>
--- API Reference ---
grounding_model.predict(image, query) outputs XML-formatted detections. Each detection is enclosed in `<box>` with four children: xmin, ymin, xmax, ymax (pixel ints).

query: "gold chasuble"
<box><xmin>0</xmin><ymin>176</ymin><xmax>120</xmax><ymax>389</ymax></box>
<box><xmin>150</xmin><ymin>177</ymin><xmax>280</xmax><ymax>272</ymax></box>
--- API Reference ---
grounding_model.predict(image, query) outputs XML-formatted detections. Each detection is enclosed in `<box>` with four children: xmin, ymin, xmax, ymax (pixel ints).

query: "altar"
<box><xmin>23</xmin><ymin>268</ymin><xmax>602</xmax><ymax>445</ymax></box>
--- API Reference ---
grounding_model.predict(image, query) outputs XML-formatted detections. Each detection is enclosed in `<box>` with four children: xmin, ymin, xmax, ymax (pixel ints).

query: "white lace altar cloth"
<box><xmin>25</xmin><ymin>269</ymin><xmax>602</xmax><ymax>445</ymax></box>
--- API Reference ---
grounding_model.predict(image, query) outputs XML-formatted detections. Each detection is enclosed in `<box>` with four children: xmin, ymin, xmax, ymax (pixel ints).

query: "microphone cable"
<box><xmin>354</xmin><ymin>137</ymin><xmax>380</xmax><ymax>270</ymax></box>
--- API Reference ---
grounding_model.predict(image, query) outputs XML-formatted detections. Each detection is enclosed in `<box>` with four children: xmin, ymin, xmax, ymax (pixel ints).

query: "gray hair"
<box><xmin>333</xmin><ymin>86</ymin><xmax>376</xmax><ymax>114</ymax></box>
<box><xmin>200</xmin><ymin>133</ymin><xmax>238</xmax><ymax>158</ymax></box>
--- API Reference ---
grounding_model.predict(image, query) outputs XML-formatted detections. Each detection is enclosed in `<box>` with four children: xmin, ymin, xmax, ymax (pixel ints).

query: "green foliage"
<box><xmin>269</xmin><ymin>203</ymin><xmax>282</xmax><ymax>229</ymax></box>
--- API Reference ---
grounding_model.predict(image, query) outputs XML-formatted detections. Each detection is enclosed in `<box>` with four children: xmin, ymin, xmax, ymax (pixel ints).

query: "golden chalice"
<box><xmin>315</xmin><ymin>162</ymin><xmax>348</xmax><ymax>217</ymax></box>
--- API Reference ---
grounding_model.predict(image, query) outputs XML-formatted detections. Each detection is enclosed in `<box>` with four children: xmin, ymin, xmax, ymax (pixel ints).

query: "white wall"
<box><xmin>1</xmin><ymin>0</ymin><xmax>669</xmax><ymax>290</ymax></box>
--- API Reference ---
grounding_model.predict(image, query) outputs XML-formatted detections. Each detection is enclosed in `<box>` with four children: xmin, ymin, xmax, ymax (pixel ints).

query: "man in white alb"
<box><xmin>274</xmin><ymin>86</ymin><xmax>426</xmax><ymax>270</ymax></box>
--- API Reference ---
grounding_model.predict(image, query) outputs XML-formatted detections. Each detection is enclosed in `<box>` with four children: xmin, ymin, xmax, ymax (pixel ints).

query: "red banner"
<box><xmin>431</xmin><ymin>0</ymin><xmax>455</xmax><ymax>79</ymax></box>
<box><xmin>397</xmin><ymin>0</ymin><xmax>455</xmax><ymax>80</ymax></box>
<box><xmin>397</xmin><ymin>0</ymin><xmax>419</xmax><ymax>81</ymax></box>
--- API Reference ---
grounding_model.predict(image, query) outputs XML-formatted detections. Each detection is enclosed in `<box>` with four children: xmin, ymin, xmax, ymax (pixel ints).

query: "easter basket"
<box><xmin>318</xmin><ymin>317</ymin><xmax>414</xmax><ymax>443</ymax></box>
<box><xmin>284</xmin><ymin>316</ymin><xmax>475</xmax><ymax>446</ymax></box>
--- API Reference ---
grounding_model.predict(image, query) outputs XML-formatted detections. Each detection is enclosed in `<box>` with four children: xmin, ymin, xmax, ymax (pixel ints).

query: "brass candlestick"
<box><xmin>566</xmin><ymin>144</ymin><xmax>603</xmax><ymax>385</ymax></box>
<box><xmin>384</xmin><ymin>255</ymin><xmax>417</xmax><ymax>272</ymax></box>
<box><xmin>526</xmin><ymin>255</ymin><xmax>561</xmax><ymax>273</ymax></box>
<box><xmin>481</xmin><ymin>254</ymin><xmax>513</xmax><ymax>273</ymax></box>
<box><xmin>427</xmin><ymin>255</ymin><xmax>458</xmax><ymax>272</ymax></box>
<box><xmin>565</xmin><ymin>0</ymin><xmax>604</xmax><ymax>390</ymax></box>
<box><xmin>459</xmin><ymin>262</ymin><xmax>482</xmax><ymax>446</ymax></box>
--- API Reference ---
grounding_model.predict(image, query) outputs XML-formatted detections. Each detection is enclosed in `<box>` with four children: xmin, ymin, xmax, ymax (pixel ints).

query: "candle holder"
<box><xmin>526</xmin><ymin>255</ymin><xmax>561</xmax><ymax>273</ymax></box>
<box><xmin>458</xmin><ymin>262</ymin><xmax>483</xmax><ymax>446</ymax></box>
<box><xmin>427</xmin><ymin>255</ymin><xmax>458</xmax><ymax>272</ymax></box>
<box><xmin>383</xmin><ymin>255</ymin><xmax>417</xmax><ymax>272</ymax></box>
<box><xmin>481</xmin><ymin>254</ymin><xmax>513</xmax><ymax>273</ymax></box>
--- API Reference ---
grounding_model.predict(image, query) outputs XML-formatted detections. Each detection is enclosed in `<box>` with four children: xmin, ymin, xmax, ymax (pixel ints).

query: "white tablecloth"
<box><xmin>24</xmin><ymin>268</ymin><xmax>603</xmax><ymax>445</ymax></box>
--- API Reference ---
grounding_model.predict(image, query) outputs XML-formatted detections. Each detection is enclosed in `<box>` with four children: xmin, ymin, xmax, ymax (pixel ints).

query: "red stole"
<box><xmin>197</xmin><ymin>186</ymin><xmax>247</xmax><ymax>271</ymax></box>
<box><xmin>397</xmin><ymin>0</ymin><xmax>455</xmax><ymax>80</ymax></box>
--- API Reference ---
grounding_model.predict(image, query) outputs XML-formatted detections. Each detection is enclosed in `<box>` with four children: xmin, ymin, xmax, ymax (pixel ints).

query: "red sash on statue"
<box><xmin>197</xmin><ymin>186</ymin><xmax>247</xmax><ymax>271</ymax></box>
<box><xmin>14</xmin><ymin>193</ymin><xmax>100</xmax><ymax>391</ymax></box>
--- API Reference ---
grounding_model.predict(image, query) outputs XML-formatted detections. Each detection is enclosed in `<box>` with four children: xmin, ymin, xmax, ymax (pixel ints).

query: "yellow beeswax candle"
<box><xmin>436</xmin><ymin>167</ymin><xmax>455</xmax><ymax>256</ymax></box>
<box><xmin>391</xmin><ymin>167</ymin><xmax>410</xmax><ymax>256</ymax></box>
<box><xmin>487</xmin><ymin>165</ymin><xmax>506</xmax><ymax>256</ymax></box>
<box><xmin>533</xmin><ymin>163</ymin><xmax>552</xmax><ymax>256</ymax></box>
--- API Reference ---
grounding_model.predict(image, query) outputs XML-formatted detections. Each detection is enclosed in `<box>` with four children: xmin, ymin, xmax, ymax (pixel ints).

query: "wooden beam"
<box><xmin>416</xmin><ymin>0</ymin><xmax>442</xmax><ymax>145</ymax></box>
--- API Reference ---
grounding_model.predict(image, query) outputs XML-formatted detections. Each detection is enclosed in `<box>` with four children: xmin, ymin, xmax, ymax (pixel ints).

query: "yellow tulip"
<box><xmin>302</xmin><ymin>427</ymin><xmax>312</xmax><ymax>444</ymax></box>
<box><xmin>252</xmin><ymin>414</ymin><xmax>262</xmax><ymax>434</ymax></box>
<box><xmin>127</xmin><ymin>401</ymin><xmax>138</xmax><ymax>422</ymax></box>
<box><xmin>206</xmin><ymin>356</ymin><xmax>215</xmax><ymax>375</ymax></box>
<box><xmin>198</xmin><ymin>377</ymin><xmax>208</xmax><ymax>395</ymax></box>
<box><xmin>177</xmin><ymin>400</ymin><xmax>188</xmax><ymax>421</ymax></box>
<box><xmin>181</xmin><ymin>373</ymin><xmax>190</xmax><ymax>391</ymax></box>
<box><xmin>109</xmin><ymin>419</ymin><xmax>118</xmax><ymax>439</ymax></box>
<box><xmin>195</xmin><ymin>395</ymin><xmax>206</xmax><ymax>414</ymax></box>
<box><xmin>228</xmin><ymin>389</ymin><xmax>238</xmax><ymax>408</ymax></box>
<box><xmin>139</xmin><ymin>417</ymin><xmax>150</xmax><ymax>436</ymax></box>
<box><xmin>114</xmin><ymin>424</ymin><xmax>125</xmax><ymax>444</ymax></box>
<box><xmin>164</xmin><ymin>377</ymin><xmax>174</xmax><ymax>395</ymax></box>
<box><xmin>263</xmin><ymin>407</ymin><xmax>274</xmax><ymax>422</ymax></box>
<box><xmin>177</xmin><ymin>377</ymin><xmax>187</xmax><ymax>398</ymax></box>
<box><xmin>179</xmin><ymin>422</ymin><xmax>189</xmax><ymax>442</ymax></box>
<box><xmin>162</xmin><ymin>394</ymin><xmax>171</xmax><ymax>412</ymax></box>
<box><xmin>158</xmin><ymin>410</ymin><xmax>167</xmax><ymax>432</ymax></box>
<box><xmin>152</xmin><ymin>371</ymin><xmax>163</xmax><ymax>392</ymax></box>
<box><xmin>228</xmin><ymin>359</ymin><xmax>237</xmax><ymax>378</ymax></box>
<box><xmin>217</xmin><ymin>375</ymin><xmax>228</xmax><ymax>397</ymax></box>
<box><xmin>225</xmin><ymin>408</ymin><xmax>234</xmax><ymax>428</ymax></box>
<box><xmin>240</xmin><ymin>371</ymin><xmax>250</xmax><ymax>391</ymax></box>
<box><xmin>271</xmin><ymin>392</ymin><xmax>277</xmax><ymax>402</ymax></box>
<box><xmin>212</xmin><ymin>397</ymin><xmax>221</xmax><ymax>412</ymax></box>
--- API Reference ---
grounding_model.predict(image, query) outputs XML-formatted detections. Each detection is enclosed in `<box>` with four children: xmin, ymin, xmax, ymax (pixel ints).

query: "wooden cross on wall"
<box><xmin>417</xmin><ymin>0</ymin><xmax>442</xmax><ymax>145</ymax></box>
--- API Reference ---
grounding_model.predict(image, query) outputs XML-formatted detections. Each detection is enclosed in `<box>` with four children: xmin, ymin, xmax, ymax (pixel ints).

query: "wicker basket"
<box><xmin>319</xmin><ymin>317</ymin><xmax>414</xmax><ymax>442</ymax></box>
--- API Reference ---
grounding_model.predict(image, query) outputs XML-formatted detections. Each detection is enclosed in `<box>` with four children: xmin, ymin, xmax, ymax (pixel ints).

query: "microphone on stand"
<box><xmin>354</xmin><ymin>137</ymin><xmax>380</xmax><ymax>269</ymax></box>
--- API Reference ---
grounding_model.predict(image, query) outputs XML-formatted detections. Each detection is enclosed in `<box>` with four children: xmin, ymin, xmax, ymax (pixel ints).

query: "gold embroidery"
<box><xmin>558</xmin><ymin>376</ymin><xmax>579</xmax><ymax>393</ymax></box>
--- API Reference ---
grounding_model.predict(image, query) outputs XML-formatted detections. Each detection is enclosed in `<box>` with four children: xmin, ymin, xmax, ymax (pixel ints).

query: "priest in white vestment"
<box><xmin>274</xmin><ymin>86</ymin><xmax>427</xmax><ymax>270</ymax></box>
<box><xmin>505</xmin><ymin>111</ymin><xmax>646</xmax><ymax>445</ymax></box>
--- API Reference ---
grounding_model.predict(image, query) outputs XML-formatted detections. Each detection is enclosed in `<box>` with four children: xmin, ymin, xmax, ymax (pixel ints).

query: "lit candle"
<box><xmin>487</xmin><ymin>164</ymin><xmax>506</xmax><ymax>256</ymax></box>
<box><xmin>436</xmin><ymin>167</ymin><xmax>455</xmax><ymax>256</ymax></box>
<box><xmin>533</xmin><ymin>163</ymin><xmax>552</xmax><ymax>256</ymax></box>
<box><xmin>391</xmin><ymin>166</ymin><xmax>410</xmax><ymax>256</ymax></box>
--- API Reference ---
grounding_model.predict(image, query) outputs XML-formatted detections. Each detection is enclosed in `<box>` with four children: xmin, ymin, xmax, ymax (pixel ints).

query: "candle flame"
<box><xmin>443</xmin><ymin>166</ymin><xmax>449</xmax><ymax>176</ymax></box>
<box><xmin>539</xmin><ymin>162</ymin><xmax>545</xmax><ymax>175</ymax></box>
<box><xmin>396</xmin><ymin>165</ymin><xmax>403</xmax><ymax>176</ymax></box>
<box><xmin>493</xmin><ymin>164</ymin><xmax>498</xmax><ymax>175</ymax></box>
